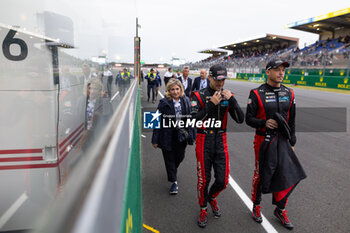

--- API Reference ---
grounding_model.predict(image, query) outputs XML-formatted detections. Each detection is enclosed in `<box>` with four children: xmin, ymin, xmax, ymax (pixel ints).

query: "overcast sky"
<box><xmin>1</xmin><ymin>0</ymin><xmax>349</xmax><ymax>64</ymax></box>
<box><xmin>131</xmin><ymin>0</ymin><xmax>350</xmax><ymax>64</ymax></box>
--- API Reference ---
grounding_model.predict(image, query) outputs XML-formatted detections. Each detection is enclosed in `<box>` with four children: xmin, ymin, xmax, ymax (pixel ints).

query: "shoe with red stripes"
<box><xmin>209</xmin><ymin>198</ymin><xmax>221</xmax><ymax>218</ymax></box>
<box><xmin>197</xmin><ymin>208</ymin><xmax>208</xmax><ymax>228</ymax></box>
<box><xmin>274</xmin><ymin>207</ymin><xmax>294</xmax><ymax>230</ymax></box>
<box><xmin>252</xmin><ymin>205</ymin><xmax>262</xmax><ymax>223</ymax></box>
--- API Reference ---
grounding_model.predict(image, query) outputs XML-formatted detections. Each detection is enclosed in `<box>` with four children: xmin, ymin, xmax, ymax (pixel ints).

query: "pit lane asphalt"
<box><xmin>141</xmin><ymin>76</ymin><xmax>350</xmax><ymax>233</ymax></box>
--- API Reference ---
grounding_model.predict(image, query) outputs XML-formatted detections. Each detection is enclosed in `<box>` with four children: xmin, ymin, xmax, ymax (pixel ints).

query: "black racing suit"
<box><xmin>246</xmin><ymin>83</ymin><xmax>296</xmax><ymax>209</ymax></box>
<box><xmin>191</xmin><ymin>86</ymin><xmax>244</xmax><ymax>207</ymax></box>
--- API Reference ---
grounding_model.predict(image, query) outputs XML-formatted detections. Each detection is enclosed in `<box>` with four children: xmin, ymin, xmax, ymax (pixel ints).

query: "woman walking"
<box><xmin>152</xmin><ymin>79</ymin><xmax>194</xmax><ymax>194</ymax></box>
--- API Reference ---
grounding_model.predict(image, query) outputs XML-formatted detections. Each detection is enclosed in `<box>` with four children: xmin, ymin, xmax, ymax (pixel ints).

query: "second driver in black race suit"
<box><xmin>191</xmin><ymin>64</ymin><xmax>244</xmax><ymax>228</ymax></box>
<box><xmin>246</xmin><ymin>58</ymin><xmax>301</xmax><ymax>230</ymax></box>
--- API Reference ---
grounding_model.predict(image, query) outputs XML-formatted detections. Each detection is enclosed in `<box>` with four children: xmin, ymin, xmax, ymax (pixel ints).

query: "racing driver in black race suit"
<box><xmin>246</xmin><ymin>58</ymin><xmax>304</xmax><ymax>230</ymax></box>
<box><xmin>191</xmin><ymin>64</ymin><xmax>244</xmax><ymax>228</ymax></box>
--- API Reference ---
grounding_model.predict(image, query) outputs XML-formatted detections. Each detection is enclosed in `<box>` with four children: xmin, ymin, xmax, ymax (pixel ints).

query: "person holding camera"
<box><xmin>152</xmin><ymin>79</ymin><xmax>195</xmax><ymax>195</ymax></box>
<box><xmin>191</xmin><ymin>64</ymin><xmax>244</xmax><ymax>228</ymax></box>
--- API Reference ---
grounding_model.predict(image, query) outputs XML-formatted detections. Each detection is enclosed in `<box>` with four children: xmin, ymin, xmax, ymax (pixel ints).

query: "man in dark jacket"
<box><xmin>246</xmin><ymin>58</ymin><xmax>305</xmax><ymax>229</ymax></box>
<box><xmin>192</xmin><ymin>69</ymin><xmax>210</xmax><ymax>92</ymax></box>
<box><xmin>191</xmin><ymin>64</ymin><xmax>244</xmax><ymax>228</ymax></box>
<box><xmin>178</xmin><ymin>66</ymin><xmax>192</xmax><ymax>98</ymax></box>
<box><xmin>145</xmin><ymin>68</ymin><xmax>158</xmax><ymax>103</ymax></box>
<box><xmin>116</xmin><ymin>68</ymin><xmax>133</xmax><ymax>97</ymax></box>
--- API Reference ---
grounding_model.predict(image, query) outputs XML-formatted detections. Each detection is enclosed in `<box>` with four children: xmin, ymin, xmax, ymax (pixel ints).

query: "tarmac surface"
<box><xmin>142</xmin><ymin>75</ymin><xmax>350</xmax><ymax>233</ymax></box>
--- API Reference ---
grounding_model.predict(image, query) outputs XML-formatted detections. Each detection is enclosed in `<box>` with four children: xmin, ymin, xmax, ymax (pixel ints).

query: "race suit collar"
<box><xmin>265</xmin><ymin>83</ymin><xmax>282</xmax><ymax>92</ymax></box>
<box><xmin>207</xmin><ymin>86</ymin><xmax>216</xmax><ymax>95</ymax></box>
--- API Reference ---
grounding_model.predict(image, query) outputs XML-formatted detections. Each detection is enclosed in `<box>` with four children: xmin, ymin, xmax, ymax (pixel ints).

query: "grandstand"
<box><xmin>285</xmin><ymin>7</ymin><xmax>350</xmax><ymax>68</ymax></box>
<box><xmin>219</xmin><ymin>33</ymin><xmax>298</xmax><ymax>59</ymax></box>
<box><xmin>185</xmin><ymin>49</ymin><xmax>228</xmax><ymax>69</ymax></box>
<box><xmin>185</xmin><ymin>34</ymin><xmax>299</xmax><ymax>73</ymax></box>
<box><xmin>233</xmin><ymin>8</ymin><xmax>350</xmax><ymax>90</ymax></box>
<box><xmin>181</xmin><ymin>7</ymin><xmax>350</xmax><ymax>90</ymax></box>
<box><xmin>199</xmin><ymin>48</ymin><xmax>228</xmax><ymax>57</ymax></box>
<box><xmin>186</xmin><ymin>7</ymin><xmax>350</xmax><ymax>83</ymax></box>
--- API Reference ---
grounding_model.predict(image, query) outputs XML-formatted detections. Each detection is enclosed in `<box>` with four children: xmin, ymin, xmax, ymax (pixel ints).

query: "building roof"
<box><xmin>285</xmin><ymin>7</ymin><xmax>350</xmax><ymax>34</ymax></box>
<box><xmin>218</xmin><ymin>33</ymin><xmax>299</xmax><ymax>51</ymax></box>
<box><xmin>198</xmin><ymin>48</ymin><xmax>228</xmax><ymax>56</ymax></box>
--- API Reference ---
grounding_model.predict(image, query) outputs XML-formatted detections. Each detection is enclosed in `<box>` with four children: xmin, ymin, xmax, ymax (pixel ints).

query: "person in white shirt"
<box><xmin>103</xmin><ymin>66</ymin><xmax>113</xmax><ymax>98</ymax></box>
<box><xmin>164</xmin><ymin>67</ymin><xmax>173</xmax><ymax>86</ymax></box>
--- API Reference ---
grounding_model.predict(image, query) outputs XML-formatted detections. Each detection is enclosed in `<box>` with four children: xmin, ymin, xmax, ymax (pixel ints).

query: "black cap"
<box><xmin>209</xmin><ymin>64</ymin><xmax>227</xmax><ymax>80</ymax></box>
<box><xmin>266</xmin><ymin>59</ymin><xmax>289</xmax><ymax>70</ymax></box>
<box><xmin>150</xmin><ymin>68</ymin><xmax>154</xmax><ymax>72</ymax></box>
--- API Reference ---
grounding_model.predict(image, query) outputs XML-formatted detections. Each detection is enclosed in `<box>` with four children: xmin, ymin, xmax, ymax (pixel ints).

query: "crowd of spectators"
<box><xmin>285</xmin><ymin>36</ymin><xmax>350</xmax><ymax>67</ymax></box>
<box><xmin>184</xmin><ymin>45</ymin><xmax>293</xmax><ymax>70</ymax></box>
<box><xmin>226</xmin><ymin>45</ymin><xmax>289</xmax><ymax>59</ymax></box>
<box><xmin>297</xmin><ymin>36</ymin><xmax>350</xmax><ymax>54</ymax></box>
<box><xmin>185</xmin><ymin>35</ymin><xmax>350</xmax><ymax>70</ymax></box>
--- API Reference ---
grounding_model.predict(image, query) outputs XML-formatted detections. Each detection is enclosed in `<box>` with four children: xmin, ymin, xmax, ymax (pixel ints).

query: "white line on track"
<box><xmin>0</xmin><ymin>192</ymin><xmax>28</xmax><ymax>228</ymax></box>
<box><xmin>158</xmin><ymin>91</ymin><xmax>164</xmax><ymax>99</ymax></box>
<box><xmin>110</xmin><ymin>91</ymin><xmax>120</xmax><ymax>102</ymax></box>
<box><xmin>141</xmin><ymin>134</ymin><xmax>146</xmax><ymax>138</ymax></box>
<box><xmin>228</xmin><ymin>175</ymin><xmax>278</xmax><ymax>233</ymax></box>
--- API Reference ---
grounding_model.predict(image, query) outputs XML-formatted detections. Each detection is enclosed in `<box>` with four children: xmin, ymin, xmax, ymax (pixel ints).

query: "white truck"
<box><xmin>0</xmin><ymin>24</ymin><xmax>87</xmax><ymax>231</ymax></box>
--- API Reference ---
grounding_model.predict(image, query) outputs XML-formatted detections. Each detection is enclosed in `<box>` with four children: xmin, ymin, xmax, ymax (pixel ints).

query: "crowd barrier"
<box><xmin>33</xmin><ymin>80</ymin><xmax>142</xmax><ymax>233</ymax></box>
<box><xmin>120</xmin><ymin>89</ymin><xmax>142</xmax><ymax>233</ymax></box>
<box><xmin>236</xmin><ymin>70</ymin><xmax>350</xmax><ymax>90</ymax></box>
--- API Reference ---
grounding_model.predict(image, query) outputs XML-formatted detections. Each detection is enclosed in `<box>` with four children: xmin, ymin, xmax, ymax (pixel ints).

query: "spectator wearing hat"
<box><xmin>191</xmin><ymin>64</ymin><xmax>244</xmax><ymax>228</ymax></box>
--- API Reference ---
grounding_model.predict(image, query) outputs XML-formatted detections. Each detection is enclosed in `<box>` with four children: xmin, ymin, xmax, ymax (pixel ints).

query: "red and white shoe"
<box><xmin>252</xmin><ymin>205</ymin><xmax>262</xmax><ymax>223</ymax></box>
<box><xmin>274</xmin><ymin>207</ymin><xmax>294</xmax><ymax>230</ymax></box>
<box><xmin>209</xmin><ymin>198</ymin><xmax>221</xmax><ymax>218</ymax></box>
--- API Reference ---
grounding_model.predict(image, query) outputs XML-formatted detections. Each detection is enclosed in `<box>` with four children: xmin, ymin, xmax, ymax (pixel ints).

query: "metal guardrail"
<box><xmin>32</xmin><ymin>79</ymin><xmax>139</xmax><ymax>233</ymax></box>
